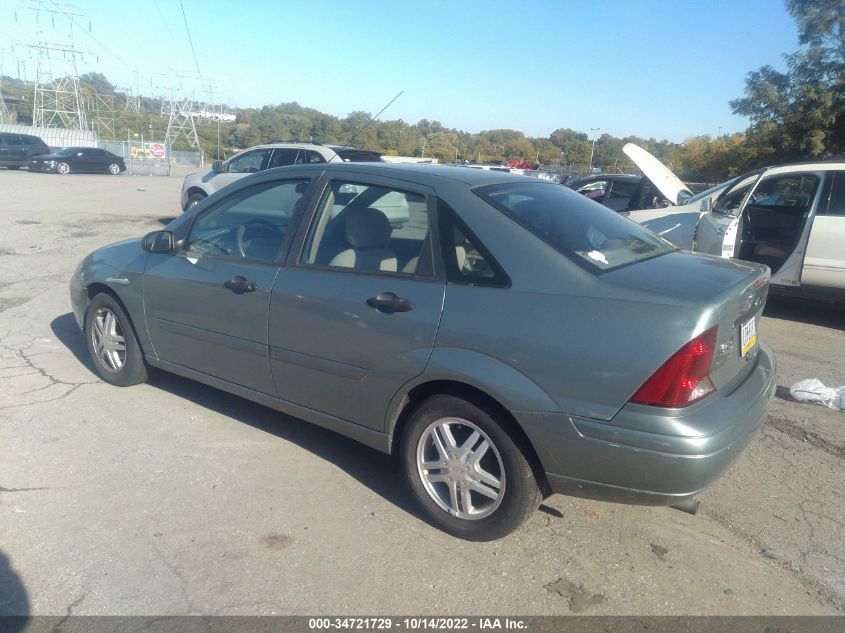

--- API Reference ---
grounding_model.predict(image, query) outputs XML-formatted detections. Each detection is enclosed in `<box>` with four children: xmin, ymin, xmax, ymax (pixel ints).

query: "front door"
<box><xmin>143</xmin><ymin>177</ymin><xmax>313</xmax><ymax>394</ymax></box>
<box><xmin>269</xmin><ymin>174</ymin><xmax>445</xmax><ymax>429</ymax></box>
<box><xmin>694</xmin><ymin>171</ymin><xmax>761</xmax><ymax>257</ymax></box>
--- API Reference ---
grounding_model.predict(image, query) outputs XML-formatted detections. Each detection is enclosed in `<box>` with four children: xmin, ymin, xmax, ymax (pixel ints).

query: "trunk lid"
<box><xmin>604</xmin><ymin>251</ymin><xmax>770</xmax><ymax>394</ymax></box>
<box><xmin>623</xmin><ymin>143</ymin><xmax>693</xmax><ymax>206</ymax></box>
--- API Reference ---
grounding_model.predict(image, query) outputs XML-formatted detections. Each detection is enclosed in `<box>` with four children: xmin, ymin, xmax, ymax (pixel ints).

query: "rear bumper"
<box><xmin>517</xmin><ymin>341</ymin><xmax>776</xmax><ymax>504</ymax></box>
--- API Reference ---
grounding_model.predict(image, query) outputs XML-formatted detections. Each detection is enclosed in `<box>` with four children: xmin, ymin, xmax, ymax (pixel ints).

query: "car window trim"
<box><xmin>287</xmin><ymin>171</ymin><xmax>442</xmax><ymax>282</ymax></box>
<box><xmin>179</xmin><ymin>175</ymin><xmax>317</xmax><ymax>266</ymax></box>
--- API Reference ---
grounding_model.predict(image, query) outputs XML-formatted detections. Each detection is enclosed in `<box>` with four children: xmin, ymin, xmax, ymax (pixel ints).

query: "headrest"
<box><xmin>345</xmin><ymin>207</ymin><xmax>392</xmax><ymax>249</ymax></box>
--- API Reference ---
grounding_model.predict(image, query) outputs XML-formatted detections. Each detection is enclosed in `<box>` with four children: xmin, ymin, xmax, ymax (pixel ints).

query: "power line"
<box><xmin>178</xmin><ymin>0</ymin><xmax>202</xmax><ymax>80</ymax></box>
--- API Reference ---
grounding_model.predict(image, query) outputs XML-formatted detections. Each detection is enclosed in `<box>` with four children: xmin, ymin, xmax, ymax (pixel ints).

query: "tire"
<box><xmin>83</xmin><ymin>293</ymin><xmax>148</xmax><ymax>387</ymax></box>
<box><xmin>401</xmin><ymin>394</ymin><xmax>541</xmax><ymax>540</ymax></box>
<box><xmin>185</xmin><ymin>192</ymin><xmax>206</xmax><ymax>210</ymax></box>
<box><xmin>57</xmin><ymin>162</ymin><xmax>70</xmax><ymax>175</ymax></box>
<box><xmin>108</xmin><ymin>163</ymin><xmax>121</xmax><ymax>175</ymax></box>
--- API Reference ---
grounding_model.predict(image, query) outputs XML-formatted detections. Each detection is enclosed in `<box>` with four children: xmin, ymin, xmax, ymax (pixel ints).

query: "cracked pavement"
<box><xmin>0</xmin><ymin>169</ymin><xmax>843</xmax><ymax>616</ymax></box>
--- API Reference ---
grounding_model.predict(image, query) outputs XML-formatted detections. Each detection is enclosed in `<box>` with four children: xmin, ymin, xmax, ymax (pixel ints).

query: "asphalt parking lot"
<box><xmin>0</xmin><ymin>168</ymin><xmax>843</xmax><ymax>616</ymax></box>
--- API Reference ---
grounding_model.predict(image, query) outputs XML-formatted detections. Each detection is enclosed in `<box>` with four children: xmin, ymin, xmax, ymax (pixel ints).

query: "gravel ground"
<box><xmin>0</xmin><ymin>168</ymin><xmax>842</xmax><ymax>616</ymax></box>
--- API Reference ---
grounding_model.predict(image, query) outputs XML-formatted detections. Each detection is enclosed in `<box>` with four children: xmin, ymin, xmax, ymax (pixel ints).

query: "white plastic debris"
<box><xmin>789</xmin><ymin>379</ymin><xmax>845</xmax><ymax>412</ymax></box>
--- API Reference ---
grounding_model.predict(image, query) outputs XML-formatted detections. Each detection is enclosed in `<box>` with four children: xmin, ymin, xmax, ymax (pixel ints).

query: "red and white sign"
<box><xmin>150</xmin><ymin>143</ymin><xmax>166</xmax><ymax>159</ymax></box>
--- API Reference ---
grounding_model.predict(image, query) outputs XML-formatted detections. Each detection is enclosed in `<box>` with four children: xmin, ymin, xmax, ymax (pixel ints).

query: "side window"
<box><xmin>750</xmin><ymin>174</ymin><xmax>819</xmax><ymax>211</ymax></box>
<box><xmin>304</xmin><ymin>151</ymin><xmax>326</xmax><ymax>164</ymax></box>
<box><xmin>438</xmin><ymin>200</ymin><xmax>508</xmax><ymax>287</ymax></box>
<box><xmin>268</xmin><ymin>148</ymin><xmax>299</xmax><ymax>168</ymax></box>
<box><xmin>186</xmin><ymin>179</ymin><xmax>309</xmax><ymax>262</ymax></box>
<box><xmin>226</xmin><ymin>149</ymin><xmax>270</xmax><ymax>173</ymax></box>
<box><xmin>823</xmin><ymin>172</ymin><xmax>845</xmax><ymax>217</ymax></box>
<box><xmin>713</xmin><ymin>174</ymin><xmax>759</xmax><ymax>216</ymax></box>
<box><xmin>607</xmin><ymin>179</ymin><xmax>638</xmax><ymax>201</ymax></box>
<box><xmin>300</xmin><ymin>180</ymin><xmax>430</xmax><ymax>275</ymax></box>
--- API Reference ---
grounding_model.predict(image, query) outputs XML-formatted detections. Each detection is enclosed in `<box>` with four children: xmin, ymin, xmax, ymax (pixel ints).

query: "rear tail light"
<box><xmin>630</xmin><ymin>327</ymin><xmax>718</xmax><ymax>408</ymax></box>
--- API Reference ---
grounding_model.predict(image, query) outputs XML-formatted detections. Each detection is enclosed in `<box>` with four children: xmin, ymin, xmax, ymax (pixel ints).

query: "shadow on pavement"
<box><xmin>50</xmin><ymin>312</ymin><xmax>426</xmax><ymax>525</ymax></box>
<box><xmin>50</xmin><ymin>313</ymin><xmax>98</xmax><ymax>377</ymax></box>
<box><xmin>764</xmin><ymin>295</ymin><xmax>845</xmax><ymax>331</ymax></box>
<box><xmin>0</xmin><ymin>550</ymin><xmax>30</xmax><ymax>625</ymax></box>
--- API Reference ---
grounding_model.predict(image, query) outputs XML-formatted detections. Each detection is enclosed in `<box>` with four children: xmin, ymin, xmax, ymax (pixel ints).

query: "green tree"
<box><xmin>730</xmin><ymin>0</ymin><xmax>845</xmax><ymax>159</ymax></box>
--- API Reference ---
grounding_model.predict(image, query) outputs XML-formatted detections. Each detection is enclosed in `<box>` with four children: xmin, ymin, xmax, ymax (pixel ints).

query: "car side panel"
<box><xmin>802</xmin><ymin>215</ymin><xmax>845</xmax><ymax>289</ymax></box>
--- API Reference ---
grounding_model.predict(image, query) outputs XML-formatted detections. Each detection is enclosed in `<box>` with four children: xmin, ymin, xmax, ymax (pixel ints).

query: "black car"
<box><xmin>566</xmin><ymin>174</ymin><xmax>670</xmax><ymax>213</ymax></box>
<box><xmin>0</xmin><ymin>132</ymin><xmax>50</xmax><ymax>169</ymax></box>
<box><xmin>29</xmin><ymin>147</ymin><xmax>126</xmax><ymax>175</ymax></box>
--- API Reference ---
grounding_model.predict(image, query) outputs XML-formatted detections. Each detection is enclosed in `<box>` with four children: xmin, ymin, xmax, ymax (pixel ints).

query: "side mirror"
<box><xmin>699</xmin><ymin>197</ymin><xmax>713</xmax><ymax>213</ymax></box>
<box><xmin>142</xmin><ymin>230</ymin><xmax>175</xmax><ymax>253</ymax></box>
<box><xmin>212</xmin><ymin>160</ymin><xmax>224</xmax><ymax>173</ymax></box>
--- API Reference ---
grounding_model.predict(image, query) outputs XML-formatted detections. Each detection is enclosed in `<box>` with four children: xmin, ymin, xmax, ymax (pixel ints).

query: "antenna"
<box><xmin>340</xmin><ymin>90</ymin><xmax>403</xmax><ymax>150</ymax></box>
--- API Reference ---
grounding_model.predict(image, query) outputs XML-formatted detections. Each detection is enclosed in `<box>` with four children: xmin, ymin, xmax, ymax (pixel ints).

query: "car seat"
<box><xmin>329</xmin><ymin>207</ymin><xmax>397</xmax><ymax>272</ymax></box>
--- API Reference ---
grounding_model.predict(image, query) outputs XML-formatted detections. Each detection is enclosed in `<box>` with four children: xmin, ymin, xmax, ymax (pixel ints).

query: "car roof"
<box><xmin>263</xmin><ymin>161</ymin><xmax>548</xmax><ymax>186</ymax></box>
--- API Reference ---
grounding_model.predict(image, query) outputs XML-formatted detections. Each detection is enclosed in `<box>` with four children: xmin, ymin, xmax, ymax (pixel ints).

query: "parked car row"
<box><xmin>0</xmin><ymin>132</ymin><xmax>126</xmax><ymax>174</ymax></box>
<box><xmin>75</xmin><ymin>160</ymin><xmax>777</xmax><ymax>540</ymax></box>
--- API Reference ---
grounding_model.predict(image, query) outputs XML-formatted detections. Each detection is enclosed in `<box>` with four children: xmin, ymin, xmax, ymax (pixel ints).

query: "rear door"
<box><xmin>268</xmin><ymin>172</ymin><xmax>444</xmax><ymax>430</ymax></box>
<box><xmin>4</xmin><ymin>135</ymin><xmax>26</xmax><ymax>163</ymax></box>
<box><xmin>802</xmin><ymin>170</ymin><xmax>845</xmax><ymax>290</ymax></box>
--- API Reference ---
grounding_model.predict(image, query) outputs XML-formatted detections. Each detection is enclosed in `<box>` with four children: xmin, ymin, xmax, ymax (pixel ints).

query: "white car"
<box><xmin>626</xmin><ymin>143</ymin><xmax>845</xmax><ymax>299</ymax></box>
<box><xmin>180</xmin><ymin>142</ymin><xmax>344</xmax><ymax>210</ymax></box>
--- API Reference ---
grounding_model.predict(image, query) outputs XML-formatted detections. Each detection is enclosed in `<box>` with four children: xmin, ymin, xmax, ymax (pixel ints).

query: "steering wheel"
<box><xmin>236</xmin><ymin>218</ymin><xmax>282</xmax><ymax>258</ymax></box>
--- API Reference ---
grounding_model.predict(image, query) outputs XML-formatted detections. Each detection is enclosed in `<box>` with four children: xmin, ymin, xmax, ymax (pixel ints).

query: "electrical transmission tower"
<box><xmin>163</xmin><ymin>91</ymin><xmax>201</xmax><ymax>154</ymax></box>
<box><xmin>88</xmin><ymin>92</ymin><xmax>115</xmax><ymax>138</ymax></box>
<box><xmin>21</xmin><ymin>2</ymin><xmax>92</xmax><ymax>130</ymax></box>
<box><xmin>0</xmin><ymin>48</ymin><xmax>13</xmax><ymax>123</ymax></box>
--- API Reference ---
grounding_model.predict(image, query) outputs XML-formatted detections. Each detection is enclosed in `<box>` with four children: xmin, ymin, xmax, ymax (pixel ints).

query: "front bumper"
<box><xmin>518</xmin><ymin>341</ymin><xmax>777</xmax><ymax>504</ymax></box>
<box><xmin>28</xmin><ymin>161</ymin><xmax>57</xmax><ymax>172</ymax></box>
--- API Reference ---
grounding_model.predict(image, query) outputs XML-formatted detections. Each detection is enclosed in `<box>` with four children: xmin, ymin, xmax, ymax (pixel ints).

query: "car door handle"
<box><xmin>224</xmin><ymin>275</ymin><xmax>257</xmax><ymax>294</ymax></box>
<box><xmin>366</xmin><ymin>291</ymin><xmax>415</xmax><ymax>313</ymax></box>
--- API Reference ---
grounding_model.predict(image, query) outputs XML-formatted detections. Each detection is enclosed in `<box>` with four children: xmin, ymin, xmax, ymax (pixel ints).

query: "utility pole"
<box><xmin>589</xmin><ymin>127</ymin><xmax>600</xmax><ymax>172</ymax></box>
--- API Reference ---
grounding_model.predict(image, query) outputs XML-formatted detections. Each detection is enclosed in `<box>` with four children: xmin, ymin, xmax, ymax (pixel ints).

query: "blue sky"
<box><xmin>0</xmin><ymin>0</ymin><xmax>799</xmax><ymax>142</ymax></box>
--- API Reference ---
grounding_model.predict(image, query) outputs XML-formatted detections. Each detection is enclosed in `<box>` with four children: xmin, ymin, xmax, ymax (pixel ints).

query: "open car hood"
<box><xmin>623</xmin><ymin>143</ymin><xmax>693</xmax><ymax>205</ymax></box>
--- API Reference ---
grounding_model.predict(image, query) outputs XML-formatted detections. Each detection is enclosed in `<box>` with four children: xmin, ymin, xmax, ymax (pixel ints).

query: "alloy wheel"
<box><xmin>57</xmin><ymin>162</ymin><xmax>69</xmax><ymax>175</ymax></box>
<box><xmin>90</xmin><ymin>307</ymin><xmax>127</xmax><ymax>373</ymax></box>
<box><xmin>108</xmin><ymin>163</ymin><xmax>120</xmax><ymax>175</ymax></box>
<box><xmin>416</xmin><ymin>417</ymin><xmax>506</xmax><ymax>520</ymax></box>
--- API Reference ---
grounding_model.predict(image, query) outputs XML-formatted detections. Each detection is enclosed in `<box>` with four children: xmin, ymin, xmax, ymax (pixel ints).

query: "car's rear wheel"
<box><xmin>57</xmin><ymin>162</ymin><xmax>70</xmax><ymax>175</ymax></box>
<box><xmin>401</xmin><ymin>394</ymin><xmax>541</xmax><ymax>540</ymax></box>
<box><xmin>84</xmin><ymin>293</ymin><xmax>148</xmax><ymax>387</ymax></box>
<box><xmin>108</xmin><ymin>163</ymin><xmax>121</xmax><ymax>175</ymax></box>
<box><xmin>186</xmin><ymin>191</ymin><xmax>206</xmax><ymax>210</ymax></box>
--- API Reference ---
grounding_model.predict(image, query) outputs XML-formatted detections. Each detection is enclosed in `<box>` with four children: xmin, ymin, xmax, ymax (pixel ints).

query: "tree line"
<box><xmin>1</xmin><ymin>0</ymin><xmax>841</xmax><ymax>181</ymax></box>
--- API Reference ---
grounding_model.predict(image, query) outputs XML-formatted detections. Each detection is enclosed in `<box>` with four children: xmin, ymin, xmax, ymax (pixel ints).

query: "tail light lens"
<box><xmin>630</xmin><ymin>327</ymin><xmax>718</xmax><ymax>408</ymax></box>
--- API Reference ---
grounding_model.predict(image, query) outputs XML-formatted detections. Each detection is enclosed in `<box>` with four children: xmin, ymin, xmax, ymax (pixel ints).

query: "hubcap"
<box><xmin>91</xmin><ymin>308</ymin><xmax>127</xmax><ymax>373</ymax></box>
<box><xmin>109</xmin><ymin>163</ymin><xmax>119</xmax><ymax>174</ymax></box>
<box><xmin>416</xmin><ymin>417</ymin><xmax>505</xmax><ymax>520</ymax></box>
<box><xmin>58</xmin><ymin>163</ymin><xmax>69</xmax><ymax>174</ymax></box>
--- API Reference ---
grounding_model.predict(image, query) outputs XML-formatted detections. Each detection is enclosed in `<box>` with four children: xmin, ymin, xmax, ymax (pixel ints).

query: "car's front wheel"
<box><xmin>56</xmin><ymin>162</ymin><xmax>70</xmax><ymax>175</ymax></box>
<box><xmin>84</xmin><ymin>293</ymin><xmax>148</xmax><ymax>387</ymax></box>
<box><xmin>401</xmin><ymin>394</ymin><xmax>542</xmax><ymax>540</ymax></box>
<box><xmin>185</xmin><ymin>192</ymin><xmax>206</xmax><ymax>210</ymax></box>
<box><xmin>108</xmin><ymin>163</ymin><xmax>121</xmax><ymax>175</ymax></box>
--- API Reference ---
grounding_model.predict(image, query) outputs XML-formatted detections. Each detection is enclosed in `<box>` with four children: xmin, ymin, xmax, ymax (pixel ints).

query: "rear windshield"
<box><xmin>476</xmin><ymin>182</ymin><xmax>676</xmax><ymax>272</ymax></box>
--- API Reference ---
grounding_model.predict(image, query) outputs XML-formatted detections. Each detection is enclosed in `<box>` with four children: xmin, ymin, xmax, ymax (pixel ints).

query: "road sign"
<box><xmin>150</xmin><ymin>143</ymin><xmax>166</xmax><ymax>159</ymax></box>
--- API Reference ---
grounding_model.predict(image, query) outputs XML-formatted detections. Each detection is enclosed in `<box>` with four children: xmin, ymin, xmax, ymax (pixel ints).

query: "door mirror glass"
<box><xmin>212</xmin><ymin>160</ymin><xmax>224</xmax><ymax>173</ymax></box>
<box><xmin>142</xmin><ymin>230</ymin><xmax>175</xmax><ymax>253</ymax></box>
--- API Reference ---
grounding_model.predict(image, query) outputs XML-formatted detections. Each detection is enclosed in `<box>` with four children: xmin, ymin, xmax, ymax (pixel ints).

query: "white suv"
<box><xmin>180</xmin><ymin>142</ymin><xmax>383</xmax><ymax>210</ymax></box>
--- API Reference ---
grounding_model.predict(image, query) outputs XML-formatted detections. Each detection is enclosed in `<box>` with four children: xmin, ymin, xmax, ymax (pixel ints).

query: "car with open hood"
<box><xmin>625</xmin><ymin>144</ymin><xmax>845</xmax><ymax>299</ymax></box>
<box><xmin>71</xmin><ymin>162</ymin><xmax>776</xmax><ymax>540</ymax></box>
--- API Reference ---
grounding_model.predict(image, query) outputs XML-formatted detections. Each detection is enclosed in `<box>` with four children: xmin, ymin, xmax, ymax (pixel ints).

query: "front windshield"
<box><xmin>686</xmin><ymin>177</ymin><xmax>740</xmax><ymax>204</ymax></box>
<box><xmin>56</xmin><ymin>148</ymin><xmax>77</xmax><ymax>156</ymax></box>
<box><xmin>476</xmin><ymin>182</ymin><xmax>676</xmax><ymax>272</ymax></box>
